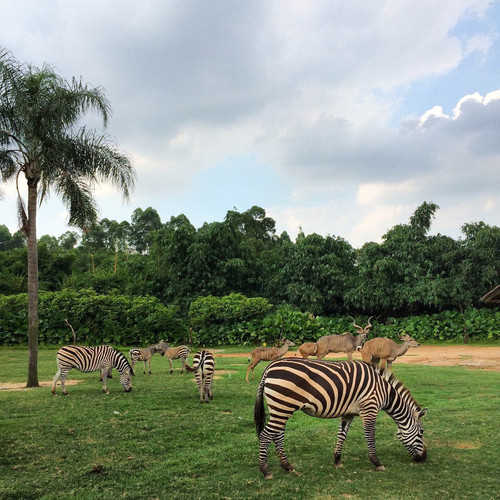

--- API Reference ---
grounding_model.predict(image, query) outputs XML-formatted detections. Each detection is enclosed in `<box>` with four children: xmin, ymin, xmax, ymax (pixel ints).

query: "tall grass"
<box><xmin>1</xmin><ymin>347</ymin><xmax>499</xmax><ymax>499</ymax></box>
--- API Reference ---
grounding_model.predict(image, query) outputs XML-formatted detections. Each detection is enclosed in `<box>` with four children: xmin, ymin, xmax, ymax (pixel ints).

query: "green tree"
<box><xmin>130</xmin><ymin>207</ymin><xmax>162</xmax><ymax>254</ymax></box>
<box><xmin>0</xmin><ymin>49</ymin><xmax>135</xmax><ymax>387</ymax></box>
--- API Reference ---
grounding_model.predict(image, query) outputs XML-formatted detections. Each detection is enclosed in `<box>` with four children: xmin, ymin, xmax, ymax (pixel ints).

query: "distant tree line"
<box><xmin>1</xmin><ymin>202</ymin><xmax>499</xmax><ymax>319</ymax></box>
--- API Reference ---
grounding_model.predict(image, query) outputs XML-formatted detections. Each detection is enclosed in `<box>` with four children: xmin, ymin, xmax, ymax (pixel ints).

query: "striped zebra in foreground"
<box><xmin>157</xmin><ymin>341</ymin><xmax>191</xmax><ymax>373</ymax></box>
<box><xmin>129</xmin><ymin>344</ymin><xmax>163</xmax><ymax>374</ymax></box>
<box><xmin>255</xmin><ymin>358</ymin><xmax>427</xmax><ymax>478</ymax></box>
<box><xmin>51</xmin><ymin>345</ymin><xmax>134</xmax><ymax>395</ymax></box>
<box><xmin>185</xmin><ymin>350</ymin><xmax>215</xmax><ymax>403</ymax></box>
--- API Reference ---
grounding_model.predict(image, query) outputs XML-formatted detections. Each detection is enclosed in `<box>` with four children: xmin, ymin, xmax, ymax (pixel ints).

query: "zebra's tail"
<box><xmin>254</xmin><ymin>376</ymin><xmax>267</xmax><ymax>437</ymax></box>
<box><xmin>185</xmin><ymin>356</ymin><xmax>200</xmax><ymax>373</ymax></box>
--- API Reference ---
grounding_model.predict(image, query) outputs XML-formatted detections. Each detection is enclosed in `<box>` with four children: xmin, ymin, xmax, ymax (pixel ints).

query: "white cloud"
<box><xmin>1</xmin><ymin>0</ymin><xmax>499</xmax><ymax>247</ymax></box>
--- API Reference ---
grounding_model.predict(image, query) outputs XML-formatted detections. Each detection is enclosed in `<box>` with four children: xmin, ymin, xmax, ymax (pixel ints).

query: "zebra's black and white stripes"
<box><xmin>51</xmin><ymin>345</ymin><xmax>134</xmax><ymax>395</ymax></box>
<box><xmin>254</xmin><ymin>358</ymin><xmax>427</xmax><ymax>478</ymax></box>
<box><xmin>185</xmin><ymin>350</ymin><xmax>215</xmax><ymax>403</ymax></box>
<box><xmin>157</xmin><ymin>341</ymin><xmax>191</xmax><ymax>374</ymax></box>
<box><xmin>129</xmin><ymin>344</ymin><xmax>163</xmax><ymax>374</ymax></box>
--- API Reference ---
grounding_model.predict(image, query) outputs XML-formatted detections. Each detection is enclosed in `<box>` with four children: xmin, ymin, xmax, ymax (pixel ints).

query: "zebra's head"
<box><xmin>156</xmin><ymin>340</ymin><xmax>169</xmax><ymax>356</ymax></box>
<box><xmin>396</xmin><ymin>407</ymin><xmax>428</xmax><ymax>462</ymax></box>
<box><xmin>120</xmin><ymin>368</ymin><xmax>134</xmax><ymax>392</ymax></box>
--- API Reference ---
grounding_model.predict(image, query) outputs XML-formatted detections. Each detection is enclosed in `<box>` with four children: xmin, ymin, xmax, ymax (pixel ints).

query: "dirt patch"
<box><xmin>1</xmin><ymin>379</ymin><xmax>83</xmax><ymax>391</ymax></box>
<box><xmin>2</xmin><ymin>346</ymin><xmax>498</xmax><ymax>391</ymax></box>
<box><xmin>214</xmin><ymin>345</ymin><xmax>500</xmax><ymax>371</ymax></box>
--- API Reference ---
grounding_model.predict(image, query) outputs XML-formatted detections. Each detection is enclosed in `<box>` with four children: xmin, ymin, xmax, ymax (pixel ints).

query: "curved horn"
<box><xmin>366</xmin><ymin>316</ymin><xmax>374</xmax><ymax>329</ymax></box>
<box><xmin>349</xmin><ymin>316</ymin><xmax>363</xmax><ymax>332</ymax></box>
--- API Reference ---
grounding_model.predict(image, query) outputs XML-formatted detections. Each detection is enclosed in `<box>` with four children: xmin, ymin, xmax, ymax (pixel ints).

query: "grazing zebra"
<box><xmin>157</xmin><ymin>341</ymin><xmax>191</xmax><ymax>373</ymax></box>
<box><xmin>129</xmin><ymin>344</ymin><xmax>163</xmax><ymax>374</ymax></box>
<box><xmin>255</xmin><ymin>358</ymin><xmax>427</xmax><ymax>478</ymax></box>
<box><xmin>185</xmin><ymin>350</ymin><xmax>215</xmax><ymax>403</ymax></box>
<box><xmin>51</xmin><ymin>345</ymin><xmax>134</xmax><ymax>395</ymax></box>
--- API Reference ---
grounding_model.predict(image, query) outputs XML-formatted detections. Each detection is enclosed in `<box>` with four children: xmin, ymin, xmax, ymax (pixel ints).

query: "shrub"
<box><xmin>0</xmin><ymin>289</ymin><xmax>186</xmax><ymax>346</ymax></box>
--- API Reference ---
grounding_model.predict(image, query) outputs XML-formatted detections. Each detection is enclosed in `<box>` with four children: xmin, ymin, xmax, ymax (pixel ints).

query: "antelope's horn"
<box><xmin>349</xmin><ymin>316</ymin><xmax>363</xmax><ymax>331</ymax></box>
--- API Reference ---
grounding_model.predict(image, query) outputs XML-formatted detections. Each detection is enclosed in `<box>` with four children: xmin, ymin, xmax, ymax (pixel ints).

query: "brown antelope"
<box><xmin>297</xmin><ymin>342</ymin><xmax>318</xmax><ymax>358</ymax></box>
<box><xmin>246</xmin><ymin>339</ymin><xmax>295</xmax><ymax>382</ymax></box>
<box><xmin>315</xmin><ymin>316</ymin><xmax>373</xmax><ymax>360</ymax></box>
<box><xmin>358</xmin><ymin>333</ymin><xmax>420</xmax><ymax>372</ymax></box>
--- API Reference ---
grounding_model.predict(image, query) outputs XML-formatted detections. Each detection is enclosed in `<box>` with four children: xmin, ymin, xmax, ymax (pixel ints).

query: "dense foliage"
<box><xmin>1</xmin><ymin>203</ymin><xmax>499</xmax><ymax>316</ymax></box>
<box><xmin>1</xmin><ymin>290</ymin><xmax>498</xmax><ymax>346</ymax></box>
<box><xmin>0</xmin><ymin>289</ymin><xmax>184</xmax><ymax>346</ymax></box>
<box><xmin>0</xmin><ymin>202</ymin><xmax>499</xmax><ymax>346</ymax></box>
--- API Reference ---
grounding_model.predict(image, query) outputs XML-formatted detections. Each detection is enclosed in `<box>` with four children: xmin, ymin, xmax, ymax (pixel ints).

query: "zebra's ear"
<box><xmin>417</xmin><ymin>408</ymin><xmax>428</xmax><ymax>419</ymax></box>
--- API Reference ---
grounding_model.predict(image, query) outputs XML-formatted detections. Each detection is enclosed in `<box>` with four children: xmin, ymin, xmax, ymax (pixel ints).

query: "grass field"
<box><xmin>1</xmin><ymin>347</ymin><xmax>499</xmax><ymax>500</ymax></box>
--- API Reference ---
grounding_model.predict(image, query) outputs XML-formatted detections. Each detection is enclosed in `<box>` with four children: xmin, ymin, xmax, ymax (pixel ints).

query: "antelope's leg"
<box><xmin>246</xmin><ymin>359</ymin><xmax>259</xmax><ymax>382</ymax></box>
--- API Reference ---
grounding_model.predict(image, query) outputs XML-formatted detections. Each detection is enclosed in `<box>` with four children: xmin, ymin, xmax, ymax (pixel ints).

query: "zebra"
<box><xmin>254</xmin><ymin>358</ymin><xmax>427</xmax><ymax>478</ymax></box>
<box><xmin>185</xmin><ymin>350</ymin><xmax>215</xmax><ymax>403</ymax></box>
<box><xmin>157</xmin><ymin>341</ymin><xmax>191</xmax><ymax>373</ymax></box>
<box><xmin>51</xmin><ymin>345</ymin><xmax>134</xmax><ymax>395</ymax></box>
<box><xmin>129</xmin><ymin>344</ymin><xmax>164</xmax><ymax>374</ymax></box>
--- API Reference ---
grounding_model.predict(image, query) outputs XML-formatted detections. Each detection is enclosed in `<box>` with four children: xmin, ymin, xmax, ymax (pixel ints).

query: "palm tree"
<box><xmin>0</xmin><ymin>48</ymin><xmax>136</xmax><ymax>387</ymax></box>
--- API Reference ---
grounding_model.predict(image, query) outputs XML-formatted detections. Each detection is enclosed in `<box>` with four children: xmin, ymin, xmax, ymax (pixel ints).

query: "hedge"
<box><xmin>0</xmin><ymin>289</ymin><xmax>186</xmax><ymax>346</ymax></box>
<box><xmin>1</xmin><ymin>290</ymin><xmax>498</xmax><ymax>347</ymax></box>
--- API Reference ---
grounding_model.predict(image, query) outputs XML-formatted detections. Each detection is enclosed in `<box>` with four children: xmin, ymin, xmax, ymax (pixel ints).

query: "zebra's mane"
<box><xmin>112</xmin><ymin>347</ymin><xmax>133</xmax><ymax>371</ymax></box>
<box><xmin>380</xmin><ymin>366</ymin><xmax>422</xmax><ymax>411</ymax></box>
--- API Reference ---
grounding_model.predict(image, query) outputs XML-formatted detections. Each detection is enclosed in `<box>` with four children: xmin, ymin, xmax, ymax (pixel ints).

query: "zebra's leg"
<box><xmin>143</xmin><ymin>360</ymin><xmax>147</xmax><ymax>375</ymax></box>
<box><xmin>168</xmin><ymin>358</ymin><xmax>173</xmax><ymax>374</ymax></box>
<box><xmin>60</xmin><ymin>369</ymin><xmax>70</xmax><ymax>396</ymax></box>
<box><xmin>196</xmin><ymin>374</ymin><xmax>204</xmax><ymax>403</ymax></box>
<box><xmin>258</xmin><ymin>427</ymin><xmax>275</xmax><ymax>479</ymax></box>
<box><xmin>204</xmin><ymin>379</ymin><xmax>212</xmax><ymax>402</ymax></box>
<box><xmin>180</xmin><ymin>357</ymin><xmax>186</xmax><ymax>374</ymax></box>
<box><xmin>274</xmin><ymin>429</ymin><xmax>295</xmax><ymax>473</ymax></box>
<box><xmin>207</xmin><ymin>378</ymin><xmax>213</xmax><ymax>400</ymax></box>
<box><xmin>148</xmin><ymin>358</ymin><xmax>152</xmax><ymax>375</ymax></box>
<box><xmin>51</xmin><ymin>368</ymin><xmax>62</xmax><ymax>395</ymax></box>
<box><xmin>333</xmin><ymin>415</ymin><xmax>354</xmax><ymax>468</ymax></box>
<box><xmin>100</xmin><ymin>368</ymin><xmax>110</xmax><ymax>394</ymax></box>
<box><xmin>360</xmin><ymin>409</ymin><xmax>385</xmax><ymax>470</ymax></box>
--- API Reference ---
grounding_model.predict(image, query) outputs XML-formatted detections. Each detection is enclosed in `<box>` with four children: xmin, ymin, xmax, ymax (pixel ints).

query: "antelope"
<box><xmin>246</xmin><ymin>339</ymin><xmax>295</xmax><ymax>383</ymax></box>
<box><xmin>357</xmin><ymin>333</ymin><xmax>420</xmax><ymax>372</ymax></box>
<box><xmin>315</xmin><ymin>316</ymin><xmax>373</xmax><ymax>360</ymax></box>
<box><xmin>297</xmin><ymin>342</ymin><xmax>318</xmax><ymax>358</ymax></box>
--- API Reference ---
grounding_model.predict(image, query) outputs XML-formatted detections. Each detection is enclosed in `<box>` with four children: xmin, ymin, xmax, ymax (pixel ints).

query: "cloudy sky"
<box><xmin>1</xmin><ymin>0</ymin><xmax>499</xmax><ymax>248</ymax></box>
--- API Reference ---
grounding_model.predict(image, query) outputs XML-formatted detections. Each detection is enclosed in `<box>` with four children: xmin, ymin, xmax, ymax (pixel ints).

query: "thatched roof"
<box><xmin>480</xmin><ymin>285</ymin><xmax>500</xmax><ymax>304</ymax></box>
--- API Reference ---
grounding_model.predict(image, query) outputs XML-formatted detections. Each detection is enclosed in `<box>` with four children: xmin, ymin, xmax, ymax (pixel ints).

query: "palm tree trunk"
<box><xmin>26</xmin><ymin>180</ymin><xmax>39</xmax><ymax>387</ymax></box>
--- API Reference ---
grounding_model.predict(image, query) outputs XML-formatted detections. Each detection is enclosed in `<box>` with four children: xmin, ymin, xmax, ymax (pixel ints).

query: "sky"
<box><xmin>1</xmin><ymin>0</ymin><xmax>499</xmax><ymax>248</ymax></box>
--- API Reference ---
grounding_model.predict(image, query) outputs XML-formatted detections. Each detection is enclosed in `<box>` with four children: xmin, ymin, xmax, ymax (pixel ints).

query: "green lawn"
<box><xmin>1</xmin><ymin>347</ymin><xmax>499</xmax><ymax>499</ymax></box>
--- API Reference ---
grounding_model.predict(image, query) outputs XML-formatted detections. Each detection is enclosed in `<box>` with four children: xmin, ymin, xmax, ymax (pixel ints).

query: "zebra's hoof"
<box><xmin>264</xmin><ymin>474</ymin><xmax>273</xmax><ymax>480</ymax></box>
<box><xmin>375</xmin><ymin>465</ymin><xmax>386</xmax><ymax>471</ymax></box>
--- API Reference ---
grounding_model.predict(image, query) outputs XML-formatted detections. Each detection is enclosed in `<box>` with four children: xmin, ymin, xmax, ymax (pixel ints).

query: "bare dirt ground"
<box><xmin>2</xmin><ymin>346</ymin><xmax>498</xmax><ymax>391</ymax></box>
<box><xmin>214</xmin><ymin>345</ymin><xmax>500</xmax><ymax>371</ymax></box>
